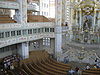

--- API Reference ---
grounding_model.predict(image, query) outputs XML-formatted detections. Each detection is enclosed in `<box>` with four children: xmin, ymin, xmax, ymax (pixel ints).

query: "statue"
<box><xmin>83</xmin><ymin>14</ymin><xmax>92</xmax><ymax>31</ymax></box>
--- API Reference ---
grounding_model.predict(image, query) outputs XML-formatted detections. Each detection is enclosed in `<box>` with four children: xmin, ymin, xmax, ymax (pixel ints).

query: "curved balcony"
<box><xmin>0</xmin><ymin>1</ymin><xmax>39</xmax><ymax>11</ymax></box>
<box><xmin>0</xmin><ymin>22</ymin><xmax>54</xmax><ymax>30</ymax></box>
<box><xmin>0</xmin><ymin>32</ymin><xmax>54</xmax><ymax>48</ymax></box>
<box><xmin>0</xmin><ymin>1</ymin><xmax>19</xmax><ymax>9</ymax></box>
<box><xmin>27</xmin><ymin>4</ymin><xmax>39</xmax><ymax>11</ymax></box>
<box><xmin>0</xmin><ymin>22</ymin><xmax>55</xmax><ymax>48</ymax></box>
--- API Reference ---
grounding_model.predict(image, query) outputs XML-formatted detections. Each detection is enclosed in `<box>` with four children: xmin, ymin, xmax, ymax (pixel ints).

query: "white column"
<box><xmin>17</xmin><ymin>42</ymin><xmax>29</xmax><ymax>59</ymax></box>
<box><xmin>39</xmin><ymin>39</ymin><xmax>43</xmax><ymax>50</ymax></box>
<box><xmin>93</xmin><ymin>9</ymin><xmax>96</xmax><ymax>26</ymax></box>
<box><xmin>50</xmin><ymin>38</ymin><xmax>55</xmax><ymax>54</ymax></box>
<box><xmin>98</xmin><ymin>11</ymin><xmax>100</xmax><ymax>26</ymax></box>
<box><xmin>70</xmin><ymin>8</ymin><xmax>74</xmax><ymax>25</ymax></box>
<box><xmin>94</xmin><ymin>0</ymin><xmax>97</xmax><ymax>2</ymax></box>
<box><xmin>80</xmin><ymin>0</ymin><xmax>82</xmax><ymax>2</ymax></box>
<box><xmin>15</xmin><ymin>0</ymin><xmax>27</xmax><ymax>24</ymax></box>
<box><xmin>75</xmin><ymin>0</ymin><xmax>78</xmax><ymax>2</ymax></box>
<box><xmin>55</xmin><ymin>0</ymin><xmax>62</xmax><ymax>60</ymax></box>
<box><xmin>79</xmin><ymin>9</ymin><xmax>82</xmax><ymax>27</ymax></box>
<box><xmin>76</xmin><ymin>11</ymin><xmax>78</xmax><ymax>25</ymax></box>
<box><xmin>55</xmin><ymin>26</ymin><xmax>62</xmax><ymax>60</ymax></box>
<box><xmin>69</xmin><ymin>7</ymin><xmax>73</xmax><ymax>41</ymax></box>
<box><xmin>65</xmin><ymin>0</ymin><xmax>70</xmax><ymax>25</ymax></box>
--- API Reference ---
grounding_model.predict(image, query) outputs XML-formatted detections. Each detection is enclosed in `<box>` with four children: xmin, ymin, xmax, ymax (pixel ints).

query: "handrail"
<box><xmin>0</xmin><ymin>22</ymin><xmax>54</xmax><ymax>30</ymax></box>
<box><xmin>0</xmin><ymin>1</ymin><xmax>19</xmax><ymax>9</ymax></box>
<box><xmin>0</xmin><ymin>32</ymin><xmax>54</xmax><ymax>48</ymax></box>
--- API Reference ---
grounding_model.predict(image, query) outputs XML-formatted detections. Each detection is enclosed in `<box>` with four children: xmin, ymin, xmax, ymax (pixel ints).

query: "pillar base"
<box><xmin>17</xmin><ymin>42</ymin><xmax>29</xmax><ymax>59</ymax></box>
<box><xmin>55</xmin><ymin>51</ymin><xmax>62</xmax><ymax>61</ymax></box>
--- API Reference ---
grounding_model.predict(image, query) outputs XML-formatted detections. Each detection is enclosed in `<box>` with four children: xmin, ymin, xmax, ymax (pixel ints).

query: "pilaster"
<box><xmin>76</xmin><ymin>11</ymin><xmax>78</xmax><ymax>25</ymax></box>
<box><xmin>15</xmin><ymin>0</ymin><xmax>27</xmax><ymax>24</ymax></box>
<box><xmin>93</xmin><ymin>9</ymin><xmax>96</xmax><ymax>26</ymax></box>
<box><xmin>98</xmin><ymin>11</ymin><xmax>100</xmax><ymax>26</ymax></box>
<box><xmin>65</xmin><ymin>0</ymin><xmax>70</xmax><ymax>25</ymax></box>
<box><xmin>55</xmin><ymin>0</ymin><xmax>62</xmax><ymax>60</ymax></box>
<box><xmin>79</xmin><ymin>9</ymin><xmax>82</xmax><ymax>27</ymax></box>
<box><xmin>17</xmin><ymin>42</ymin><xmax>29</xmax><ymax>59</ymax></box>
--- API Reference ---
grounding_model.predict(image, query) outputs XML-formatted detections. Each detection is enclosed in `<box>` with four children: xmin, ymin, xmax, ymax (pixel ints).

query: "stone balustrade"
<box><xmin>0</xmin><ymin>22</ymin><xmax>55</xmax><ymax>48</ymax></box>
<box><xmin>27</xmin><ymin>4</ymin><xmax>39</xmax><ymax>11</ymax></box>
<box><xmin>27</xmin><ymin>22</ymin><xmax>55</xmax><ymax>28</ymax></box>
<box><xmin>0</xmin><ymin>1</ymin><xmax>40</xmax><ymax>11</ymax></box>
<box><xmin>0</xmin><ymin>32</ymin><xmax>54</xmax><ymax>48</ymax></box>
<box><xmin>0</xmin><ymin>22</ymin><xmax>55</xmax><ymax>30</ymax></box>
<box><xmin>0</xmin><ymin>1</ymin><xmax>19</xmax><ymax>9</ymax></box>
<box><xmin>0</xmin><ymin>23</ymin><xmax>21</xmax><ymax>30</ymax></box>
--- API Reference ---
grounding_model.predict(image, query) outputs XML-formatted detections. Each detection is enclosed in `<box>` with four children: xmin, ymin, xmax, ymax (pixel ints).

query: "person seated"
<box><xmin>93</xmin><ymin>64</ymin><xmax>97</xmax><ymax>69</ymax></box>
<box><xmin>86</xmin><ymin>65</ymin><xmax>90</xmax><ymax>70</ymax></box>
<box><xmin>75</xmin><ymin>67</ymin><xmax>79</xmax><ymax>72</ymax></box>
<box><xmin>96</xmin><ymin>63</ymin><xmax>100</xmax><ymax>68</ymax></box>
<box><xmin>68</xmin><ymin>69</ymin><xmax>75</xmax><ymax>75</ymax></box>
<box><xmin>77</xmin><ymin>69</ymin><xmax>82</xmax><ymax>75</ymax></box>
<box><xmin>10</xmin><ymin>63</ymin><xmax>14</xmax><ymax>70</ymax></box>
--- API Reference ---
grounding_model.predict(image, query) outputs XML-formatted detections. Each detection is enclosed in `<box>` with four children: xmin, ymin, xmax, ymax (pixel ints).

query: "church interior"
<box><xmin>0</xmin><ymin>0</ymin><xmax>100</xmax><ymax>75</ymax></box>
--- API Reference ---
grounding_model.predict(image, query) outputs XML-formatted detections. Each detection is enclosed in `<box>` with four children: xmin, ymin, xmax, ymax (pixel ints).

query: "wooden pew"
<box><xmin>49</xmin><ymin>58</ymin><xmax>71</xmax><ymax>67</ymax></box>
<box><xmin>82</xmin><ymin>72</ymin><xmax>99</xmax><ymax>75</ymax></box>
<box><xmin>21</xmin><ymin>63</ymin><xmax>35</xmax><ymax>75</ymax></box>
<box><xmin>0</xmin><ymin>20</ymin><xmax>15</xmax><ymax>23</ymax></box>
<box><xmin>40</xmin><ymin>60</ymin><xmax>67</xmax><ymax>75</ymax></box>
<box><xmin>38</xmin><ymin>61</ymin><xmax>66</xmax><ymax>75</ymax></box>
<box><xmin>46</xmin><ymin>58</ymin><xmax>70</xmax><ymax>71</ymax></box>
<box><xmin>28</xmin><ymin>63</ymin><xmax>44</xmax><ymax>75</ymax></box>
<box><xmin>16</xmin><ymin>67</ymin><xmax>29</xmax><ymax>75</ymax></box>
<box><xmin>33</xmin><ymin>62</ymin><xmax>56</xmax><ymax>75</ymax></box>
<box><xmin>39</xmin><ymin>54</ymin><xmax>69</xmax><ymax>72</ymax></box>
<box><xmin>29</xmin><ymin>63</ymin><xmax>47</xmax><ymax>75</ymax></box>
<box><xmin>83</xmin><ymin>70</ymin><xmax>100</xmax><ymax>74</ymax></box>
<box><xmin>7</xmin><ymin>70</ymin><xmax>15</xmax><ymax>75</ymax></box>
<box><xmin>47</xmin><ymin>58</ymin><xmax>71</xmax><ymax>69</ymax></box>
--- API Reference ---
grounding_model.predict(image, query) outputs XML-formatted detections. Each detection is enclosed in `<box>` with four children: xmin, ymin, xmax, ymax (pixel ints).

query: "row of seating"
<box><xmin>22</xmin><ymin>51</ymin><xmax>100</xmax><ymax>75</ymax></box>
<box><xmin>11</xmin><ymin>50</ymin><xmax>70</xmax><ymax>75</ymax></box>
<box><xmin>27</xmin><ymin>15</ymin><xmax>51</xmax><ymax>22</ymax></box>
<box><xmin>1</xmin><ymin>50</ymin><xmax>100</xmax><ymax>75</ymax></box>
<box><xmin>0</xmin><ymin>14</ymin><xmax>52</xmax><ymax>23</ymax></box>
<box><xmin>82</xmin><ymin>68</ymin><xmax>100</xmax><ymax>75</ymax></box>
<box><xmin>0</xmin><ymin>15</ymin><xmax>16</xmax><ymax>23</ymax></box>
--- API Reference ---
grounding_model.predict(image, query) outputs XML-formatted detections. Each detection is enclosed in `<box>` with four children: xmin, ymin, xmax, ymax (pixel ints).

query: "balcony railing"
<box><xmin>0</xmin><ymin>1</ymin><xmax>39</xmax><ymax>11</ymax></box>
<box><xmin>0</xmin><ymin>32</ymin><xmax>54</xmax><ymax>48</ymax></box>
<box><xmin>0</xmin><ymin>22</ymin><xmax>55</xmax><ymax>48</ymax></box>
<box><xmin>0</xmin><ymin>1</ymin><xmax>19</xmax><ymax>9</ymax></box>
<box><xmin>27</xmin><ymin>4</ymin><xmax>39</xmax><ymax>11</ymax></box>
<box><xmin>0</xmin><ymin>22</ymin><xmax>54</xmax><ymax>30</ymax></box>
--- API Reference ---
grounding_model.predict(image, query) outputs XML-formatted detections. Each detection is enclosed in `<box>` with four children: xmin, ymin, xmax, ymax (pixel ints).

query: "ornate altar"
<box><xmin>71</xmin><ymin>0</ymin><xmax>100</xmax><ymax>44</ymax></box>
